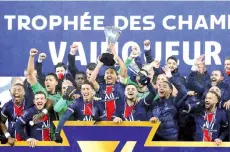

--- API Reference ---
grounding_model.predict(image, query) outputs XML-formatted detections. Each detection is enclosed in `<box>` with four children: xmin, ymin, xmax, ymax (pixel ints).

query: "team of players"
<box><xmin>0</xmin><ymin>40</ymin><xmax>230</xmax><ymax>147</ymax></box>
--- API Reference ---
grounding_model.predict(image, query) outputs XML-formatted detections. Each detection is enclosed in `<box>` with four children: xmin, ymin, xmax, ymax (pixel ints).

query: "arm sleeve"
<box><xmin>187</xmin><ymin>71</ymin><xmax>206</xmax><ymax>95</ymax></box>
<box><xmin>219</xmin><ymin>110</ymin><xmax>229</xmax><ymax>140</ymax></box>
<box><xmin>53</xmin><ymin>98</ymin><xmax>68</xmax><ymax>113</ymax></box>
<box><xmin>144</xmin><ymin>48</ymin><xmax>153</xmax><ymax>63</ymax></box>
<box><xmin>56</xmin><ymin>110</ymin><xmax>73</xmax><ymax>133</ymax></box>
<box><xmin>68</xmin><ymin>54</ymin><xmax>79</xmax><ymax>77</ymax></box>
<box><xmin>153</xmin><ymin>67</ymin><xmax>164</xmax><ymax>77</ymax></box>
<box><xmin>143</xmin><ymin>84</ymin><xmax>157</xmax><ymax>106</ymax></box>
<box><xmin>169</xmin><ymin>77</ymin><xmax>187</xmax><ymax>102</ymax></box>
<box><xmin>15</xmin><ymin>110</ymin><xmax>32</xmax><ymax>140</ymax></box>
<box><xmin>118</xmin><ymin>58</ymin><xmax>133</xmax><ymax>74</ymax></box>
<box><xmin>0</xmin><ymin>104</ymin><xmax>9</xmax><ymax>119</ymax></box>
<box><xmin>134</xmin><ymin>57</ymin><xmax>142</xmax><ymax>69</ymax></box>
<box><xmin>35</xmin><ymin>61</ymin><xmax>45</xmax><ymax>86</ymax></box>
<box><xmin>31</xmin><ymin>82</ymin><xmax>48</xmax><ymax>97</ymax></box>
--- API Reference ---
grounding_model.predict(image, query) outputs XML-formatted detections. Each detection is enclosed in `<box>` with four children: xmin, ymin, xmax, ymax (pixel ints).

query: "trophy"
<box><xmin>100</xmin><ymin>26</ymin><xmax>121</xmax><ymax>66</ymax></box>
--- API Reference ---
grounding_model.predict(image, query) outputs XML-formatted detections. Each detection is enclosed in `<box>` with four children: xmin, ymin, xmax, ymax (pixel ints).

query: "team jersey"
<box><xmin>55</xmin><ymin>98</ymin><xmax>106</xmax><ymax>133</ymax></box>
<box><xmin>68</xmin><ymin>98</ymin><xmax>106</xmax><ymax>121</ymax></box>
<box><xmin>97</xmin><ymin>82</ymin><xmax>125</xmax><ymax>120</ymax></box>
<box><xmin>194</xmin><ymin>108</ymin><xmax>228</xmax><ymax>141</ymax></box>
<box><xmin>0</xmin><ymin>99</ymin><xmax>30</xmax><ymax>141</ymax></box>
<box><xmin>113</xmin><ymin>99</ymin><xmax>150</xmax><ymax>121</ymax></box>
<box><xmin>15</xmin><ymin>106</ymin><xmax>51</xmax><ymax>141</ymax></box>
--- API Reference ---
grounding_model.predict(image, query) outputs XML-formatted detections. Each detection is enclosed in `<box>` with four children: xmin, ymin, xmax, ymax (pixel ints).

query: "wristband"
<box><xmin>42</xmin><ymin>109</ymin><xmax>48</xmax><ymax>114</ymax></box>
<box><xmin>5</xmin><ymin>132</ymin><xmax>10</xmax><ymax>138</ymax></box>
<box><xmin>38</xmin><ymin>58</ymin><xmax>43</xmax><ymax>63</ymax></box>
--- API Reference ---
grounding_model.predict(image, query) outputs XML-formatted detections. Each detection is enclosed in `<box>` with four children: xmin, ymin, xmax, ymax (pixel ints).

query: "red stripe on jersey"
<box><xmin>105</xmin><ymin>101</ymin><xmax>115</xmax><ymax>120</ymax></box>
<box><xmin>42</xmin><ymin>128</ymin><xmax>51</xmax><ymax>141</ymax></box>
<box><xmin>14</xmin><ymin>104</ymin><xmax>24</xmax><ymax>141</ymax></box>
<box><xmin>124</xmin><ymin>104</ymin><xmax>134</xmax><ymax>118</ymax></box>
<box><xmin>105</xmin><ymin>85</ymin><xmax>115</xmax><ymax>120</ymax></box>
<box><xmin>42</xmin><ymin>114</ymin><xmax>49</xmax><ymax>122</ymax></box>
<box><xmin>203</xmin><ymin>113</ymin><xmax>214</xmax><ymax>141</ymax></box>
<box><xmin>84</xmin><ymin>103</ymin><xmax>93</xmax><ymax>116</ymax></box>
<box><xmin>203</xmin><ymin>129</ymin><xmax>211</xmax><ymax>141</ymax></box>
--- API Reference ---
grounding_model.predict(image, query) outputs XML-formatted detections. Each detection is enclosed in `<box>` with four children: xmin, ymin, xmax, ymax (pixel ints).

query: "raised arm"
<box><xmin>89</xmin><ymin>58</ymin><xmax>103</xmax><ymax>91</ymax></box>
<box><xmin>143</xmin><ymin>84</ymin><xmax>157</xmax><ymax>106</ymax></box>
<box><xmin>109</xmin><ymin>44</ymin><xmax>127</xmax><ymax>79</ymax></box>
<box><xmin>27</xmin><ymin>48</ymin><xmax>39</xmax><ymax>86</ymax></box>
<box><xmin>54</xmin><ymin>108</ymin><xmax>73</xmax><ymax>143</ymax></box>
<box><xmin>68</xmin><ymin>43</ymin><xmax>80</xmax><ymax>77</ymax></box>
<box><xmin>35</xmin><ymin>53</ymin><xmax>46</xmax><ymax>86</ymax></box>
<box><xmin>163</xmin><ymin>66</ymin><xmax>187</xmax><ymax>101</ymax></box>
<box><xmin>144</xmin><ymin>40</ymin><xmax>153</xmax><ymax>63</ymax></box>
<box><xmin>0</xmin><ymin>109</ymin><xmax>15</xmax><ymax>146</ymax></box>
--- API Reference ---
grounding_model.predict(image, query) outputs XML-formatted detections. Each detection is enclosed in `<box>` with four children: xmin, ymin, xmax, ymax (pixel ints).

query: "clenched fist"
<box><xmin>144</xmin><ymin>40</ymin><xmax>151</xmax><ymax>47</ymax></box>
<box><xmin>30</xmin><ymin>48</ymin><xmax>38</xmax><ymax>57</ymax></box>
<box><xmin>70</xmin><ymin>43</ymin><xmax>78</xmax><ymax>55</ymax></box>
<box><xmin>38</xmin><ymin>53</ymin><xmax>47</xmax><ymax>61</ymax></box>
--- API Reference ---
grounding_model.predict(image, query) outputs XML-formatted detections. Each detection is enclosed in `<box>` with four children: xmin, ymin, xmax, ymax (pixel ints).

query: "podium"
<box><xmin>1</xmin><ymin>121</ymin><xmax>230</xmax><ymax>152</ymax></box>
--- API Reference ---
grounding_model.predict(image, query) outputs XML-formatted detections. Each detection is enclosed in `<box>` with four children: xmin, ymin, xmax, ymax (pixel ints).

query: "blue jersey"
<box><xmin>68</xmin><ymin>98</ymin><xmax>105</xmax><ymax>121</ymax></box>
<box><xmin>194</xmin><ymin>108</ymin><xmax>228</xmax><ymax>141</ymax></box>
<box><xmin>98</xmin><ymin>82</ymin><xmax>125</xmax><ymax>120</ymax></box>
<box><xmin>15</xmin><ymin>106</ymin><xmax>51</xmax><ymax>141</ymax></box>
<box><xmin>1</xmin><ymin>99</ymin><xmax>28</xmax><ymax>140</ymax></box>
<box><xmin>113</xmin><ymin>84</ymin><xmax>156</xmax><ymax>121</ymax></box>
<box><xmin>113</xmin><ymin>99</ymin><xmax>150</xmax><ymax>121</ymax></box>
<box><xmin>56</xmin><ymin>98</ymin><xmax>106</xmax><ymax>133</ymax></box>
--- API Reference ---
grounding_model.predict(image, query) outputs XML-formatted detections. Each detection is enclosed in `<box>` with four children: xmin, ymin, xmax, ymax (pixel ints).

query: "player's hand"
<box><xmin>223</xmin><ymin>100</ymin><xmax>230</xmax><ymax>110</ymax></box>
<box><xmin>162</xmin><ymin>66</ymin><xmax>172</xmax><ymax>78</ymax></box>
<box><xmin>30</xmin><ymin>48</ymin><xmax>38</xmax><ymax>57</ymax></box>
<box><xmin>63</xmin><ymin>86</ymin><xmax>77</xmax><ymax>100</ymax></box>
<box><xmin>72</xmin><ymin>94</ymin><xmax>81</xmax><ymax>100</ymax></box>
<box><xmin>32</xmin><ymin>112</ymin><xmax>45</xmax><ymax>124</ymax></box>
<box><xmin>26</xmin><ymin>138</ymin><xmax>38</xmax><ymax>148</ymax></box>
<box><xmin>54</xmin><ymin>133</ymin><xmax>63</xmax><ymax>143</ymax></box>
<box><xmin>144</xmin><ymin>40</ymin><xmax>151</xmax><ymax>49</ymax></box>
<box><xmin>97</xmin><ymin>56</ymin><xmax>104</xmax><ymax>67</ymax></box>
<box><xmin>150</xmin><ymin>60</ymin><xmax>160</xmax><ymax>68</ymax></box>
<box><xmin>8</xmin><ymin>137</ymin><xmax>15</xmax><ymax>146</ymax></box>
<box><xmin>108</xmin><ymin>43</ymin><xmax>116</xmax><ymax>56</ymax></box>
<box><xmin>38</xmin><ymin>53</ymin><xmax>47</xmax><ymax>61</ymax></box>
<box><xmin>149</xmin><ymin>117</ymin><xmax>159</xmax><ymax>123</ymax></box>
<box><xmin>129</xmin><ymin>45</ymin><xmax>140</xmax><ymax>59</ymax></box>
<box><xmin>195</xmin><ymin>54</ymin><xmax>206</xmax><ymax>74</ymax></box>
<box><xmin>214</xmin><ymin>138</ymin><xmax>222</xmax><ymax>146</ymax></box>
<box><xmin>70</xmin><ymin>43</ymin><xmax>78</xmax><ymax>55</ymax></box>
<box><xmin>113</xmin><ymin>117</ymin><xmax>122</xmax><ymax>124</ymax></box>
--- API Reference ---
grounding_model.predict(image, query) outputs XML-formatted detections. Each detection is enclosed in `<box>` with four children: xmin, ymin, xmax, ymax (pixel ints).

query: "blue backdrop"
<box><xmin>0</xmin><ymin>1</ymin><xmax>230</xmax><ymax>76</ymax></box>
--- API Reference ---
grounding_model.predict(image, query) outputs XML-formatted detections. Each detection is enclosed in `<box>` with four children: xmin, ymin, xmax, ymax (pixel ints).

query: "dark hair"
<box><xmin>105</xmin><ymin>67</ymin><xmax>118</xmax><ymax>75</ymax></box>
<box><xmin>87</xmin><ymin>63</ymin><xmax>97</xmax><ymax>71</ymax></box>
<box><xmin>46</xmin><ymin>73</ymin><xmax>58</xmax><ymax>81</ymax></box>
<box><xmin>167</xmin><ymin>56</ymin><xmax>178</xmax><ymax>63</ymax></box>
<box><xmin>212</xmin><ymin>70</ymin><xmax>224</xmax><ymax>77</ymax></box>
<box><xmin>207</xmin><ymin>91</ymin><xmax>221</xmax><ymax>103</ymax></box>
<box><xmin>34</xmin><ymin>91</ymin><xmax>47</xmax><ymax>99</ymax></box>
<box><xmin>163</xmin><ymin>81</ymin><xmax>173</xmax><ymax>90</ymax></box>
<box><xmin>75</xmin><ymin>72</ymin><xmax>87</xmax><ymax>78</ymax></box>
<box><xmin>55</xmin><ymin>62</ymin><xmax>66</xmax><ymax>70</ymax></box>
<box><xmin>81</xmin><ymin>80</ymin><xmax>95</xmax><ymax>90</ymax></box>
